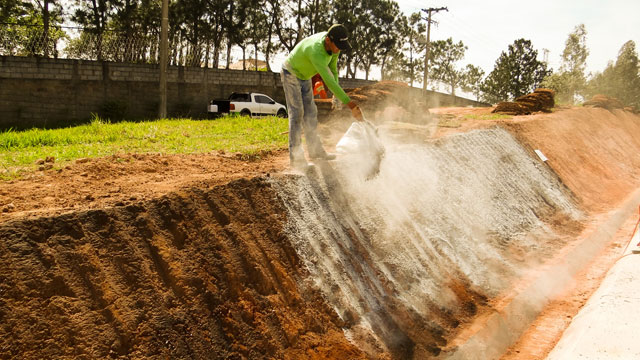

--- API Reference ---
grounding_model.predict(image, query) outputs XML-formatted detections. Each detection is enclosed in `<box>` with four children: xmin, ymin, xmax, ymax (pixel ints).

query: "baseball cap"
<box><xmin>327</xmin><ymin>24</ymin><xmax>352</xmax><ymax>51</ymax></box>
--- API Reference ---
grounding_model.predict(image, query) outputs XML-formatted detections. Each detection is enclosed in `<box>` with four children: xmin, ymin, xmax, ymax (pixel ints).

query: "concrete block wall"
<box><xmin>0</xmin><ymin>56</ymin><xmax>487</xmax><ymax>128</ymax></box>
<box><xmin>0</xmin><ymin>56</ymin><xmax>286</xmax><ymax>128</ymax></box>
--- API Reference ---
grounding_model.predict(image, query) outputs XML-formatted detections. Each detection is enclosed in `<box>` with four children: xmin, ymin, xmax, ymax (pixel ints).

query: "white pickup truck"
<box><xmin>208</xmin><ymin>92</ymin><xmax>288</xmax><ymax>118</ymax></box>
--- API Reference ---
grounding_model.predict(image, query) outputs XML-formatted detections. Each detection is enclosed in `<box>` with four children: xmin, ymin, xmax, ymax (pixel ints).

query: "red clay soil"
<box><xmin>0</xmin><ymin>177</ymin><xmax>366</xmax><ymax>359</ymax></box>
<box><xmin>1</xmin><ymin>107</ymin><xmax>640</xmax><ymax>359</ymax></box>
<box><xmin>0</xmin><ymin>150</ymin><xmax>289</xmax><ymax>223</ymax></box>
<box><xmin>430</xmin><ymin>107</ymin><xmax>640</xmax><ymax>358</ymax></box>
<box><xmin>500</xmin><ymin>108</ymin><xmax>640</xmax><ymax>213</ymax></box>
<box><xmin>500</xmin><ymin>211</ymin><xmax>639</xmax><ymax>360</ymax></box>
<box><xmin>432</xmin><ymin>107</ymin><xmax>640</xmax><ymax>214</ymax></box>
<box><xmin>494</xmin><ymin>108</ymin><xmax>640</xmax><ymax>359</ymax></box>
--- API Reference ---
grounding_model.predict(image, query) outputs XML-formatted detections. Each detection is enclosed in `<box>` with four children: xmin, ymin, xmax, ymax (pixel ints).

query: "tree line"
<box><xmin>1</xmin><ymin>0</ymin><xmax>638</xmax><ymax>108</ymax></box>
<box><xmin>539</xmin><ymin>24</ymin><xmax>639</xmax><ymax>109</ymax></box>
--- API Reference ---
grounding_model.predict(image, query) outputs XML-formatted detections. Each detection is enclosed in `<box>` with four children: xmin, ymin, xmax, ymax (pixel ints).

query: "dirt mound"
<box><xmin>0</xmin><ymin>172</ymin><xmax>492</xmax><ymax>359</ymax></box>
<box><xmin>322</xmin><ymin>81</ymin><xmax>431</xmax><ymax>124</ymax></box>
<box><xmin>347</xmin><ymin>81</ymin><xmax>412</xmax><ymax>105</ymax></box>
<box><xmin>0</xmin><ymin>150</ymin><xmax>288</xmax><ymax>223</ymax></box>
<box><xmin>0</xmin><ymin>178</ymin><xmax>366</xmax><ymax>359</ymax></box>
<box><xmin>3</xmin><ymin>107</ymin><xmax>640</xmax><ymax>359</ymax></box>
<box><xmin>493</xmin><ymin>88</ymin><xmax>555</xmax><ymax>115</ymax></box>
<box><xmin>583</xmin><ymin>94</ymin><xmax>625</xmax><ymax>110</ymax></box>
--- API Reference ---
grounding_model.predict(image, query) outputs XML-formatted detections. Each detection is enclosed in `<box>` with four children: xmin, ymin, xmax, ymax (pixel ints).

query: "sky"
<box><xmin>395</xmin><ymin>0</ymin><xmax>640</xmax><ymax>77</ymax></box>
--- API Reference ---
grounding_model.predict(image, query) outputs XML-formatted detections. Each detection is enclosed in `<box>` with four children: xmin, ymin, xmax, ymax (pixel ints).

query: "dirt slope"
<box><xmin>501</xmin><ymin>108</ymin><xmax>640</xmax><ymax>212</ymax></box>
<box><xmin>1</xmin><ymin>107</ymin><xmax>640</xmax><ymax>359</ymax></box>
<box><xmin>0</xmin><ymin>151</ymin><xmax>289</xmax><ymax>223</ymax></box>
<box><xmin>0</xmin><ymin>178</ymin><xmax>364</xmax><ymax>359</ymax></box>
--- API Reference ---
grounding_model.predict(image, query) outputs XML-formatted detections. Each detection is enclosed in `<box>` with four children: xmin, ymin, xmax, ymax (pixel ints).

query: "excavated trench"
<box><xmin>2</xmin><ymin>108</ymin><xmax>640</xmax><ymax>359</ymax></box>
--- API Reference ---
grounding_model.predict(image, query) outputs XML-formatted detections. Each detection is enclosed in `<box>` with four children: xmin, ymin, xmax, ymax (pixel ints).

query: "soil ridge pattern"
<box><xmin>1</xmin><ymin>107</ymin><xmax>640</xmax><ymax>359</ymax></box>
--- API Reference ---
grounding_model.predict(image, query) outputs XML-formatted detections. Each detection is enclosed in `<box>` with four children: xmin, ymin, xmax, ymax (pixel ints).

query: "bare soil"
<box><xmin>0</xmin><ymin>177</ymin><xmax>366</xmax><ymax>359</ymax></box>
<box><xmin>0</xmin><ymin>150</ymin><xmax>289</xmax><ymax>223</ymax></box>
<box><xmin>500</xmin><ymin>211</ymin><xmax>639</xmax><ymax>360</ymax></box>
<box><xmin>2</xmin><ymin>107</ymin><xmax>640</xmax><ymax>359</ymax></box>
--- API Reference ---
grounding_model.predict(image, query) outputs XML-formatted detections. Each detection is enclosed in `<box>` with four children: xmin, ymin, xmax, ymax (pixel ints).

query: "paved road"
<box><xmin>547</xmin><ymin>207</ymin><xmax>640</xmax><ymax>359</ymax></box>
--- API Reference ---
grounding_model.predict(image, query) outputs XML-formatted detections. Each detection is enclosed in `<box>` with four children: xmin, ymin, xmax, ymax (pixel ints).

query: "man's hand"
<box><xmin>351</xmin><ymin>106</ymin><xmax>363</xmax><ymax>121</ymax></box>
<box><xmin>347</xmin><ymin>101</ymin><xmax>363</xmax><ymax>121</ymax></box>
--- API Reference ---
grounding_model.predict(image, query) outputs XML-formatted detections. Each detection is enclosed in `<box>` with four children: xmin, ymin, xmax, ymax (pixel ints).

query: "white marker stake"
<box><xmin>534</xmin><ymin>149</ymin><xmax>548</xmax><ymax>162</ymax></box>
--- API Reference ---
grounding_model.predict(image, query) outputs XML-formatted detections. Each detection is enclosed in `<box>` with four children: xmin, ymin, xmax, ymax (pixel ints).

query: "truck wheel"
<box><xmin>277</xmin><ymin>109</ymin><xmax>287</xmax><ymax>118</ymax></box>
<box><xmin>240</xmin><ymin>109</ymin><xmax>251</xmax><ymax>117</ymax></box>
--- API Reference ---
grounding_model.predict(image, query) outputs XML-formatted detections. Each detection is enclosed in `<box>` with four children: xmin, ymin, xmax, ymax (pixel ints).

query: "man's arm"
<box><xmin>329</xmin><ymin>55</ymin><xmax>339</xmax><ymax>83</ymax></box>
<box><xmin>312</xmin><ymin>56</ymin><xmax>363</xmax><ymax>121</ymax></box>
<box><xmin>313</xmin><ymin>59</ymin><xmax>350</xmax><ymax>104</ymax></box>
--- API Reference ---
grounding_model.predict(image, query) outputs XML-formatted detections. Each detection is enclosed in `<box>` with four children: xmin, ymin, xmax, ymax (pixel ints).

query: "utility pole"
<box><xmin>159</xmin><ymin>0</ymin><xmax>169</xmax><ymax>119</ymax></box>
<box><xmin>421</xmin><ymin>6</ymin><xmax>448</xmax><ymax>95</ymax></box>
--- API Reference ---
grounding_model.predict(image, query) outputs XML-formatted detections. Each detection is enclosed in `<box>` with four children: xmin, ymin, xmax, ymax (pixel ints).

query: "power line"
<box><xmin>437</xmin><ymin>18</ymin><xmax>501</xmax><ymax>50</ymax></box>
<box><xmin>445</xmin><ymin>13</ymin><xmax>506</xmax><ymax>49</ymax></box>
<box><xmin>432</xmin><ymin>16</ymin><xmax>504</xmax><ymax>72</ymax></box>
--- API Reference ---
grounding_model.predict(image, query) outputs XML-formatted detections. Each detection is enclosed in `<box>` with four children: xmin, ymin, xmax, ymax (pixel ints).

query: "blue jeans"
<box><xmin>281</xmin><ymin>67</ymin><xmax>326</xmax><ymax>165</ymax></box>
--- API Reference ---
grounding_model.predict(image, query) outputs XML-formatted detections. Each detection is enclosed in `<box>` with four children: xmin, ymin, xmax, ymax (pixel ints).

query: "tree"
<box><xmin>613</xmin><ymin>40</ymin><xmax>640</xmax><ymax>107</ymax></box>
<box><xmin>386</xmin><ymin>12</ymin><xmax>425</xmax><ymax>85</ymax></box>
<box><xmin>274</xmin><ymin>0</ymin><xmax>309</xmax><ymax>53</ymax></box>
<box><xmin>587</xmin><ymin>40</ymin><xmax>640</xmax><ymax>108</ymax></box>
<box><xmin>461</xmin><ymin>64</ymin><xmax>485</xmax><ymax>100</ymax></box>
<box><xmin>382</xmin><ymin>49</ymin><xmax>408</xmax><ymax>81</ymax></box>
<box><xmin>299</xmin><ymin>0</ymin><xmax>331</xmax><ymax>35</ymax></box>
<box><xmin>480</xmin><ymin>38</ymin><xmax>550</xmax><ymax>103</ymax></box>
<box><xmin>239</xmin><ymin>0</ymin><xmax>268</xmax><ymax>71</ymax></box>
<box><xmin>330</xmin><ymin>0</ymin><xmax>361</xmax><ymax>78</ymax></box>
<box><xmin>0</xmin><ymin>0</ymin><xmax>65</xmax><ymax>57</ymax></box>
<box><xmin>71</xmin><ymin>0</ymin><xmax>119</xmax><ymax>60</ymax></box>
<box><xmin>172</xmin><ymin>0</ymin><xmax>209</xmax><ymax>66</ymax></box>
<box><xmin>223</xmin><ymin>0</ymin><xmax>238</xmax><ymax>68</ymax></box>
<box><xmin>260</xmin><ymin>0</ymin><xmax>283</xmax><ymax>71</ymax></box>
<box><xmin>0</xmin><ymin>0</ymin><xmax>31</xmax><ymax>23</ymax></box>
<box><xmin>377</xmin><ymin>8</ymin><xmax>402</xmax><ymax>80</ymax></box>
<box><xmin>560</xmin><ymin>24</ymin><xmax>588</xmax><ymax>102</ymax></box>
<box><xmin>349</xmin><ymin>0</ymin><xmax>401</xmax><ymax>80</ymax></box>
<box><xmin>204</xmin><ymin>0</ymin><xmax>230</xmax><ymax>68</ymax></box>
<box><xmin>541</xmin><ymin>24</ymin><xmax>589</xmax><ymax>103</ymax></box>
<box><xmin>405</xmin><ymin>13</ymin><xmax>426</xmax><ymax>86</ymax></box>
<box><xmin>428</xmin><ymin>37</ymin><xmax>466</xmax><ymax>96</ymax></box>
<box><xmin>540</xmin><ymin>72</ymin><xmax>571</xmax><ymax>101</ymax></box>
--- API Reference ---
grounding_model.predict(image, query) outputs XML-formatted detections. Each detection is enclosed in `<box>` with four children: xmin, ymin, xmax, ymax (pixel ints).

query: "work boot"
<box><xmin>291</xmin><ymin>159</ymin><xmax>314</xmax><ymax>172</ymax></box>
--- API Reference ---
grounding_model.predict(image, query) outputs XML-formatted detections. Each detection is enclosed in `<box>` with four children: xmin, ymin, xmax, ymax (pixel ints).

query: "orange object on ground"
<box><xmin>312</xmin><ymin>74</ymin><xmax>327</xmax><ymax>99</ymax></box>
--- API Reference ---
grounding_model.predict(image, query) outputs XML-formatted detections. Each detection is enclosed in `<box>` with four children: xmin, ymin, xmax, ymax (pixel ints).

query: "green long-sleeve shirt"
<box><xmin>284</xmin><ymin>32</ymin><xmax>351</xmax><ymax>104</ymax></box>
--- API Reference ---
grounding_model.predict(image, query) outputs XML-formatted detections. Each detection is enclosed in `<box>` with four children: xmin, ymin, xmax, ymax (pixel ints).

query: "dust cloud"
<box><xmin>271</xmin><ymin>127</ymin><xmax>582</xmax><ymax>358</ymax></box>
<box><xmin>448</xmin><ymin>188</ymin><xmax>640</xmax><ymax>359</ymax></box>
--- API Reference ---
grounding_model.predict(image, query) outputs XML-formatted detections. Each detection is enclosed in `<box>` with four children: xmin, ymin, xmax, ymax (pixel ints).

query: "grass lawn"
<box><xmin>462</xmin><ymin>114</ymin><xmax>512</xmax><ymax>121</ymax></box>
<box><xmin>0</xmin><ymin>115</ymin><xmax>288</xmax><ymax>179</ymax></box>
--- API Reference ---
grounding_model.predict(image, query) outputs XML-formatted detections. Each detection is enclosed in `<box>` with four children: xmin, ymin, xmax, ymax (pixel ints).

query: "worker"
<box><xmin>280</xmin><ymin>24</ymin><xmax>363</xmax><ymax>170</ymax></box>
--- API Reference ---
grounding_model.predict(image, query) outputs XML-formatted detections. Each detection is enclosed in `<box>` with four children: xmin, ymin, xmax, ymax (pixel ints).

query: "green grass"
<box><xmin>436</xmin><ymin>117</ymin><xmax>462</xmax><ymax>128</ymax></box>
<box><xmin>0</xmin><ymin>115</ymin><xmax>288</xmax><ymax>179</ymax></box>
<box><xmin>463</xmin><ymin>114</ymin><xmax>512</xmax><ymax>121</ymax></box>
